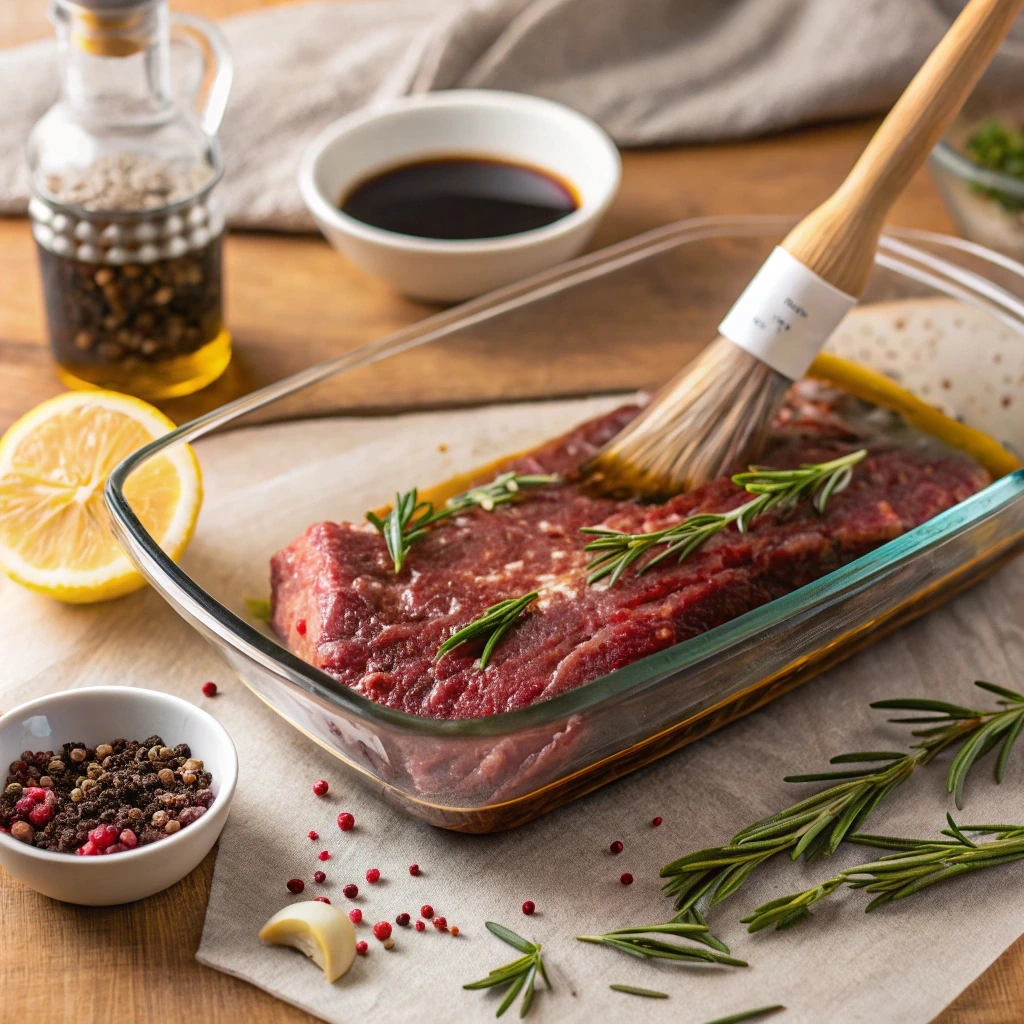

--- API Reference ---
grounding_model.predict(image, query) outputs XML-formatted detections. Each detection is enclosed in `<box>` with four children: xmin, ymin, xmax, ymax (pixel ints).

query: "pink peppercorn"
<box><xmin>308</xmin><ymin>830</ymin><xmax>319</xmax><ymax>841</ymax></box>
<box><xmin>365</xmin><ymin>868</ymin><xmax>380</xmax><ymax>883</ymax></box>
<box><xmin>450</xmin><ymin>926</ymin><xmax>460</xmax><ymax>937</ymax></box>
<box><xmin>90</xmin><ymin>824</ymin><xmax>118</xmax><ymax>850</ymax></box>
<box><xmin>14</xmin><ymin>796</ymin><xmax>35</xmax><ymax>814</ymax></box>
<box><xmin>337</xmin><ymin>812</ymin><xmax>355</xmax><ymax>831</ymax></box>
<box><xmin>409</xmin><ymin>864</ymin><xmax>420</xmax><ymax>876</ymax></box>
<box><xmin>314</xmin><ymin>897</ymin><xmax>331</xmax><ymax>904</ymax></box>
<box><xmin>24</xmin><ymin>787</ymin><xmax>46</xmax><ymax>802</ymax></box>
<box><xmin>296</xmin><ymin>618</ymin><xmax>307</xmax><ymax>636</ymax></box>
<box><xmin>420</xmin><ymin>904</ymin><xmax>434</xmax><ymax>919</ymax></box>
<box><xmin>27</xmin><ymin>804</ymin><xmax>52</xmax><ymax>827</ymax></box>
<box><xmin>652</xmin><ymin>816</ymin><xmax>663</xmax><ymax>827</ymax></box>
<box><xmin>312</xmin><ymin>779</ymin><xmax>328</xmax><ymax>796</ymax></box>
<box><xmin>415</xmin><ymin>920</ymin><xmax>426</xmax><ymax>932</ymax></box>
<box><xmin>620</xmin><ymin>872</ymin><xmax>633</xmax><ymax>885</ymax></box>
<box><xmin>202</xmin><ymin>681</ymin><xmax>218</xmax><ymax>698</ymax></box>
<box><xmin>287</xmin><ymin>878</ymin><xmax>305</xmax><ymax>894</ymax></box>
<box><xmin>609</xmin><ymin>840</ymin><xmax>623</xmax><ymax>854</ymax></box>
<box><xmin>349</xmin><ymin>909</ymin><xmax>363</xmax><ymax>924</ymax></box>
<box><xmin>522</xmin><ymin>900</ymin><xmax>535</xmax><ymax>916</ymax></box>
<box><xmin>356</xmin><ymin>941</ymin><xmax>368</xmax><ymax>955</ymax></box>
<box><xmin>313</xmin><ymin>870</ymin><xmax>326</xmax><ymax>883</ymax></box>
<box><xmin>343</xmin><ymin>883</ymin><xmax>359</xmax><ymax>899</ymax></box>
<box><xmin>119</xmin><ymin>829</ymin><xmax>138</xmax><ymax>849</ymax></box>
<box><xmin>433</xmin><ymin>916</ymin><xmax>448</xmax><ymax>931</ymax></box>
<box><xmin>396</xmin><ymin>913</ymin><xmax>410</xmax><ymax>926</ymax></box>
<box><xmin>318</xmin><ymin>850</ymin><xmax>330</xmax><ymax>861</ymax></box>
<box><xmin>373</xmin><ymin>921</ymin><xmax>392</xmax><ymax>941</ymax></box>
<box><xmin>75</xmin><ymin>841</ymin><xmax>99</xmax><ymax>856</ymax></box>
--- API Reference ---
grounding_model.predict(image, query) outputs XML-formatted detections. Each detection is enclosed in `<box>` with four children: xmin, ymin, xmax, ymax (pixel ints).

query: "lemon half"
<box><xmin>0</xmin><ymin>390</ymin><xmax>201</xmax><ymax>603</ymax></box>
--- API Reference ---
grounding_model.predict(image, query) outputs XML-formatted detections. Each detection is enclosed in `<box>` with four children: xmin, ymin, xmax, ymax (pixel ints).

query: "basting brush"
<box><xmin>586</xmin><ymin>0</ymin><xmax>1024</xmax><ymax>499</ymax></box>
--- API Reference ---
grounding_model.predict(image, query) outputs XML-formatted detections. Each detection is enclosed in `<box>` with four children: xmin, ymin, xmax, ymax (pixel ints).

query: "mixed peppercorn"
<box><xmin>0</xmin><ymin>736</ymin><xmax>214</xmax><ymax>853</ymax></box>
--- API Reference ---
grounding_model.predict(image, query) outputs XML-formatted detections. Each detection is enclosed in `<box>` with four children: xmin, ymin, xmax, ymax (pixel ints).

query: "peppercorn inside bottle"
<box><xmin>30</xmin><ymin>163</ymin><xmax>231</xmax><ymax>401</ymax></box>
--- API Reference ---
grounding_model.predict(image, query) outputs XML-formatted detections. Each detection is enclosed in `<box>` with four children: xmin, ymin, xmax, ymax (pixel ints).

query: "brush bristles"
<box><xmin>585</xmin><ymin>338</ymin><xmax>792</xmax><ymax>498</ymax></box>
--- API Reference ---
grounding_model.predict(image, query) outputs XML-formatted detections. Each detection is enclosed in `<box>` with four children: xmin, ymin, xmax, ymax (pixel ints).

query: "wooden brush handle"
<box><xmin>782</xmin><ymin>0</ymin><xmax>1024</xmax><ymax>297</ymax></box>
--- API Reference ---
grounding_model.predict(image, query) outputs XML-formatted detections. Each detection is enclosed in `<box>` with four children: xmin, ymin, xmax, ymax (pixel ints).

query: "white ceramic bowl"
<box><xmin>0</xmin><ymin>686</ymin><xmax>237</xmax><ymax>906</ymax></box>
<box><xmin>298</xmin><ymin>90</ymin><xmax>621</xmax><ymax>302</ymax></box>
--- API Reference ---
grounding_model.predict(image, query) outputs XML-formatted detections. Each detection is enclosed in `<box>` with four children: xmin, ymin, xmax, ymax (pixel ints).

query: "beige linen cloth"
<box><xmin>2</xmin><ymin>0</ymin><xmax>1020</xmax><ymax>230</ymax></box>
<box><xmin>2</xmin><ymin>397</ymin><xmax>1023</xmax><ymax>1023</ymax></box>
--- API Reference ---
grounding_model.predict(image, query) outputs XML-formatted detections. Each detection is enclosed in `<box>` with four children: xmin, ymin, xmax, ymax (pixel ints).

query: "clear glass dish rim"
<box><xmin>105</xmin><ymin>213</ymin><xmax>1024</xmax><ymax>740</ymax></box>
<box><xmin>931</xmin><ymin>139</ymin><xmax>1024</xmax><ymax>201</ymax></box>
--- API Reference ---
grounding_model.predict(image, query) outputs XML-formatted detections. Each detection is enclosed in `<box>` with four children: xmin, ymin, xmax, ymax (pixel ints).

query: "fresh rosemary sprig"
<box><xmin>367</xmin><ymin>472</ymin><xmax>556</xmax><ymax>572</ymax></box>
<box><xmin>660</xmin><ymin>680</ymin><xmax>1024</xmax><ymax>921</ymax></box>
<box><xmin>464</xmin><ymin>922</ymin><xmax>551</xmax><ymax>1018</ymax></box>
<box><xmin>436</xmin><ymin>592</ymin><xmax>539</xmax><ymax>669</ymax></box>
<box><xmin>576</xmin><ymin>923</ymin><xmax>747</xmax><ymax>967</ymax></box>
<box><xmin>581</xmin><ymin>449</ymin><xmax>866</xmax><ymax>585</ymax></box>
<box><xmin>742</xmin><ymin>815</ymin><xmax>1024</xmax><ymax>932</ymax></box>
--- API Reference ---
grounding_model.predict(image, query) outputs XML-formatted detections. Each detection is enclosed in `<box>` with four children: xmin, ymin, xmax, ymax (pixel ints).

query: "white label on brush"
<box><xmin>718</xmin><ymin>246</ymin><xmax>857</xmax><ymax>380</ymax></box>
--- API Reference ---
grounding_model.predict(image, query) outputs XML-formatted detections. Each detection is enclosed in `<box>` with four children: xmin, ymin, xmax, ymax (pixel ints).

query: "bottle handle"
<box><xmin>170</xmin><ymin>12</ymin><xmax>233</xmax><ymax>138</ymax></box>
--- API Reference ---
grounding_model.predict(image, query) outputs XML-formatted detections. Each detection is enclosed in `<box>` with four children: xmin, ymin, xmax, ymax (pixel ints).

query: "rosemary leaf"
<box><xmin>698</xmin><ymin>1005</ymin><xmax>786</xmax><ymax>1024</ymax></box>
<box><xmin>518</xmin><ymin>964</ymin><xmax>538</xmax><ymax>1019</ymax></box>
<box><xmin>576</xmin><ymin>926</ymin><xmax>745</xmax><ymax>967</ymax></box>
<box><xmin>465</xmin><ymin>924</ymin><xmax>550</xmax><ymax>1019</ymax></box>
<box><xmin>367</xmin><ymin>472</ymin><xmax>556</xmax><ymax>573</ymax></box>
<box><xmin>437</xmin><ymin>592</ymin><xmax>539</xmax><ymax>669</ymax></box>
<box><xmin>485</xmin><ymin>921</ymin><xmax>537</xmax><ymax>954</ymax></box>
<box><xmin>609</xmin><ymin>984</ymin><xmax>670</xmax><ymax>998</ymax></box>
<box><xmin>582</xmin><ymin>449</ymin><xmax>866</xmax><ymax>586</ymax></box>
<box><xmin>674</xmin><ymin>906</ymin><xmax>732</xmax><ymax>953</ymax></box>
<box><xmin>244</xmin><ymin>598</ymin><xmax>271</xmax><ymax>622</ymax></box>
<box><xmin>496</xmin><ymin>970</ymin><xmax>528</xmax><ymax>1018</ymax></box>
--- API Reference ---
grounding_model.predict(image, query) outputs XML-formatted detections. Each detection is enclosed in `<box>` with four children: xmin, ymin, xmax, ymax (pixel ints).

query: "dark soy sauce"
<box><xmin>340</xmin><ymin>156</ymin><xmax>579</xmax><ymax>240</ymax></box>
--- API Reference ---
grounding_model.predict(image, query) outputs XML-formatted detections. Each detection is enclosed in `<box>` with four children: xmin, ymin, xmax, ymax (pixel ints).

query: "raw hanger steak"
<box><xmin>269</xmin><ymin>382</ymin><xmax>989</xmax><ymax>721</ymax></box>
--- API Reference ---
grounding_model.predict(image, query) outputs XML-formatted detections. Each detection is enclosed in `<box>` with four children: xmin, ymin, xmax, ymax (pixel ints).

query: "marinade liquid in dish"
<box><xmin>339</xmin><ymin>156</ymin><xmax>579</xmax><ymax>240</ymax></box>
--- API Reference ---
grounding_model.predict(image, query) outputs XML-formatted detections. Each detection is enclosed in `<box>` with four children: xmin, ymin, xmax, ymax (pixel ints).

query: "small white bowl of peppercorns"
<box><xmin>0</xmin><ymin>686</ymin><xmax>237</xmax><ymax>905</ymax></box>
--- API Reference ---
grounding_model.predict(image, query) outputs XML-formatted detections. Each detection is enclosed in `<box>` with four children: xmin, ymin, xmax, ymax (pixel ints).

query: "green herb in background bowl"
<box><xmin>964</xmin><ymin>119</ymin><xmax>1024</xmax><ymax>211</ymax></box>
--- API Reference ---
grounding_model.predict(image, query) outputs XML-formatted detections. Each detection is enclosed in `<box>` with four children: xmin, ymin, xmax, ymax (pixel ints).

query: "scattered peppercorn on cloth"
<box><xmin>3</xmin><ymin>0</ymin><xmax>1023</xmax><ymax>230</ymax></box>
<box><xmin>4</xmin><ymin>394</ymin><xmax>1023</xmax><ymax>1024</ymax></box>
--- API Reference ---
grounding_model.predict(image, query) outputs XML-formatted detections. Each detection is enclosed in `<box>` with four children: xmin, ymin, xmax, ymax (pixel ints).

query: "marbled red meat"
<box><xmin>270</xmin><ymin>384</ymin><xmax>989</xmax><ymax>720</ymax></box>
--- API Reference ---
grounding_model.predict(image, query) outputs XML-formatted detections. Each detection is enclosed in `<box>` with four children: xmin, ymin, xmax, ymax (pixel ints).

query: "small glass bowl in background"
<box><xmin>931</xmin><ymin>133</ymin><xmax>1024</xmax><ymax>261</ymax></box>
<box><xmin>928</xmin><ymin>10</ymin><xmax>1024</xmax><ymax>259</ymax></box>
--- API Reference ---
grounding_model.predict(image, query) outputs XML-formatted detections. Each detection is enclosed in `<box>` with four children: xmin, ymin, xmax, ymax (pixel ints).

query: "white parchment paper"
<box><xmin>2</xmin><ymin>397</ymin><xmax>1021</xmax><ymax>1024</ymax></box>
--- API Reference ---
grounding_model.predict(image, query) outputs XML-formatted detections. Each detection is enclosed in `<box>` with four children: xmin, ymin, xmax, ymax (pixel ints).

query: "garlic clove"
<box><xmin>259</xmin><ymin>900</ymin><xmax>357</xmax><ymax>982</ymax></box>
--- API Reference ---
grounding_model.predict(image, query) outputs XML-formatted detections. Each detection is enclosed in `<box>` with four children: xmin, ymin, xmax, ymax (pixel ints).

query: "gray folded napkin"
<box><xmin>0</xmin><ymin>0</ymin><xmax>1006</xmax><ymax>231</ymax></box>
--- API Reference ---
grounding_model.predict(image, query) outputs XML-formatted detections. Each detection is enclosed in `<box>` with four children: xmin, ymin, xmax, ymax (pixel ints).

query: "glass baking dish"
<box><xmin>106</xmin><ymin>215</ymin><xmax>1024</xmax><ymax>832</ymax></box>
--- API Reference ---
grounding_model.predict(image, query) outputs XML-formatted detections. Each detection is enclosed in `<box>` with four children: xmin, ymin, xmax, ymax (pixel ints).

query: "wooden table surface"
<box><xmin>2</xmin><ymin>2</ymin><xmax>1022</xmax><ymax>1021</ymax></box>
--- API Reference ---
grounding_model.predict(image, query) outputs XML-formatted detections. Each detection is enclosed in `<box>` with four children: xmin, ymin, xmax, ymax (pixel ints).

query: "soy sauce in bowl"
<box><xmin>339</xmin><ymin>156</ymin><xmax>579</xmax><ymax>241</ymax></box>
